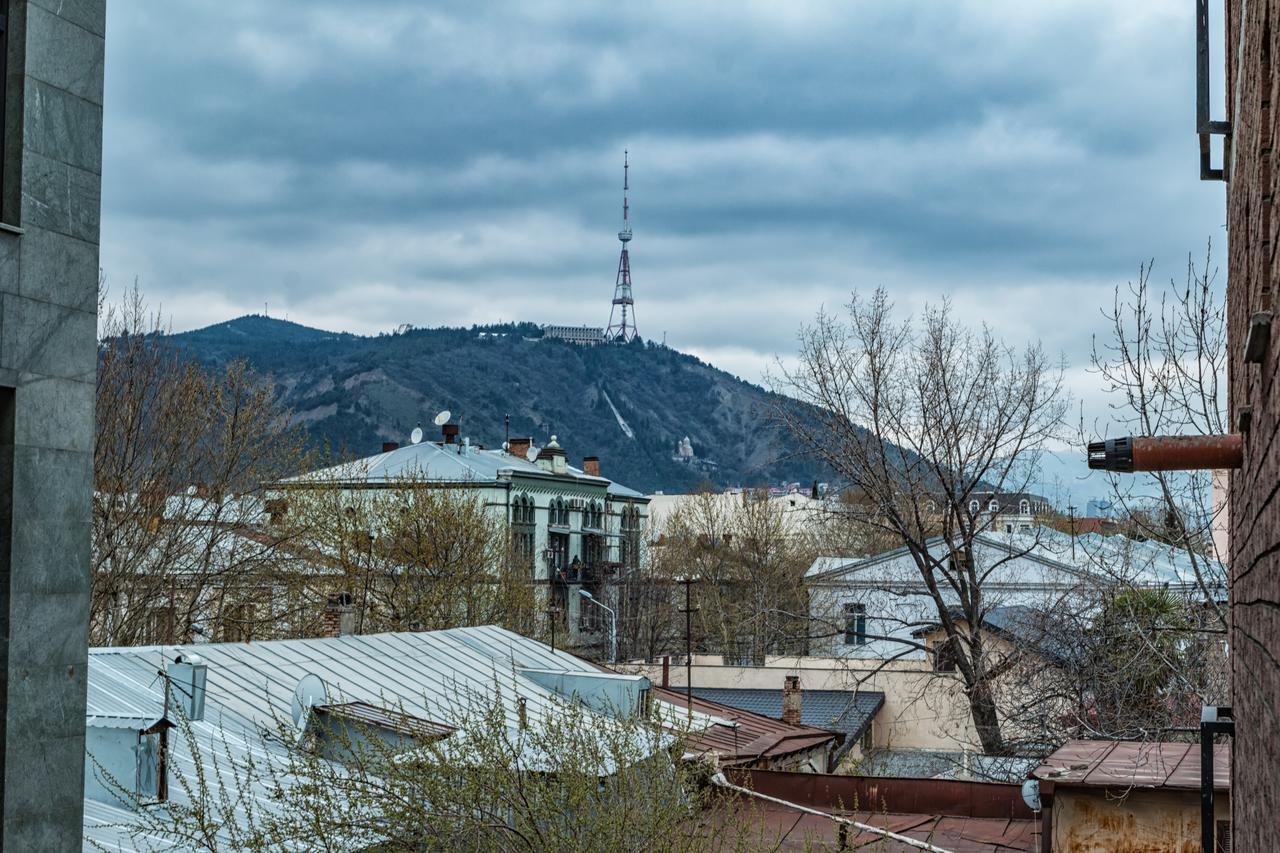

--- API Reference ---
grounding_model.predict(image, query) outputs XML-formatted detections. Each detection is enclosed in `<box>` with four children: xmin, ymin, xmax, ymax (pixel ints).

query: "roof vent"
<box><xmin>168</xmin><ymin>653</ymin><xmax>208</xmax><ymax>722</ymax></box>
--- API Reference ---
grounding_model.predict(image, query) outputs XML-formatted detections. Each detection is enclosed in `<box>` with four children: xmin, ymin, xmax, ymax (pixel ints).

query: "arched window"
<box><xmin>549</xmin><ymin>497</ymin><xmax>570</xmax><ymax>527</ymax></box>
<box><xmin>988</xmin><ymin>499</ymin><xmax>999</xmax><ymax>513</ymax></box>
<box><xmin>1019</xmin><ymin>499</ymin><xmax>1030</xmax><ymax>515</ymax></box>
<box><xmin>968</xmin><ymin>500</ymin><xmax>979</xmax><ymax>514</ymax></box>
<box><xmin>620</xmin><ymin>505</ymin><xmax>641</xmax><ymax>569</ymax></box>
<box><xmin>925</xmin><ymin>500</ymin><xmax>937</xmax><ymax>513</ymax></box>
<box><xmin>511</xmin><ymin>495</ymin><xmax>536</xmax><ymax>568</ymax></box>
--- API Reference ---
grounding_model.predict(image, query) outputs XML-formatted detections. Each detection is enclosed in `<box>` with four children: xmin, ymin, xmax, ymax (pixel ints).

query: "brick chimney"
<box><xmin>323</xmin><ymin>592</ymin><xmax>354</xmax><ymax>638</ymax></box>
<box><xmin>442</xmin><ymin>423</ymin><xmax>460</xmax><ymax>444</ymax></box>
<box><xmin>782</xmin><ymin>675</ymin><xmax>802</xmax><ymax>725</ymax></box>
<box><xmin>583</xmin><ymin>456</ymin><xmax>601</xmax><ymax>477</ymax></box>
<box><xmin>509</xmin><ymin>437</ymin><xmax>532</xmax><ymax>459</ymax></box>
<box><xmin>382</xmin><ymin>441</ymin><xmax>399</xmax><ymax>453</ymax></box>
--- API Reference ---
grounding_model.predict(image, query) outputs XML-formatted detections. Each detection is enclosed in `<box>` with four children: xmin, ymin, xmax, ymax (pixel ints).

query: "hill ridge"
<box><xmin>167</xmin><ymin>315</ymin><xmax>830</xmax><ymax>493</ymax></box>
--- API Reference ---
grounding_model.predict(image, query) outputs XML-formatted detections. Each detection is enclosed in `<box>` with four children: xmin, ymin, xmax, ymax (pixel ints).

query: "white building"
<box><xmin>282</xmin><ymin>430</ymin><xmax>649</xmax><ymax>647</ymax></box>
<box><xmin>542</xmin><ymin>324</ymin><xmax>605</xmax><ymax>345</ymax></box>
<box><xmin>805</xmin><ymin>528</ymin><xmax>1222</xmax><ymax>661</ymax></box>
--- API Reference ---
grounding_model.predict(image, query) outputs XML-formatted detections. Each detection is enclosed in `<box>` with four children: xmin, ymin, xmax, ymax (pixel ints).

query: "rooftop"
<box><xmin>689</xmin><ymin>687</ymin><xmax>883</xmax><ymax>762</ymax></box>
<box><xmin>284</xmin><ymin>438</ymin><xmax>646</xmax><ymax>499</ymax></box>
<box><xmin>652</xmin><ymin>687</ymin><xmax>838</xmax><ymax>768</ymax></box>
<box><xmin>1033</xmin><ymin>739</ymin><xmax>1230</xmax><ymax>791</ymax></box>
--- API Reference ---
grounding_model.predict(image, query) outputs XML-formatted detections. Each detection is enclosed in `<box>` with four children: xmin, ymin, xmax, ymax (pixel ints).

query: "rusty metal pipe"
<box><xmin>1087</xmin><ymin>434</ymin><xmax>1243</xmax><ymax>472</ymax></box>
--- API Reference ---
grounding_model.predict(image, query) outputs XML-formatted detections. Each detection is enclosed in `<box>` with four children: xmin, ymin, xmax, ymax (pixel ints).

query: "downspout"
<box><xmin>710</xmin><ymin>773</ymin><xmax>956</xmax><ymax>853</ymax></box>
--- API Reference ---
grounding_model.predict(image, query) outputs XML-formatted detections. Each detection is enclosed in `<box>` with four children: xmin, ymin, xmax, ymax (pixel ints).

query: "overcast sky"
<box><xmin>101</xmin><ymin>1</ymin><xmax>1225</xmax><ymax>422</ymax></box>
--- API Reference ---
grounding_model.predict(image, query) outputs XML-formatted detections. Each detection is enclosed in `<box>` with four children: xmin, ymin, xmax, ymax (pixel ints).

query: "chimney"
<box><xmin>583</xmin><ymin>456</ymin><xmax>601</xmax><ymax>477</ymax></box>
<box><xmin>323</xmin><ymin>592</ymin><xmax>354</xmax><ymax>638</ymax></box>
<box><xmin>508</xmin><ymin>437</ymin><xmax>533</xmax><ymax>459</ymax></box>
<box><xmin>442</xmin><ymin>423</ymin><xmax>461</xmax><ymax>444</ymax></box>
<box><xmin>782</xmin><ymin>675</ymin><xmax>802</xmax><ymax>725</ymax></box>
<box><xmin>382</xmin><ymin>441</ymin><xmax>399</xmax><ymax>453</ymax></box>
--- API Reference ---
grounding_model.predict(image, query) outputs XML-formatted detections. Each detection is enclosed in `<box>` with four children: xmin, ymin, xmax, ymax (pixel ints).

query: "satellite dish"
<box><xmin>291</xmin><ymin>673</ymin><xmax>327</xmax><ymax>728</ymax></box>
<box><xmin>525</xmin><ymin>446</ymin><xmax>539</xmax><ymax>462</ymax></box>
<box><xmin>1020</xmin><ymin>778</ymin><xmax>1041</xmax><ymax>811</ymax></box>
<box><xmin>410</xmin><ymin>424</ymin><xmax>424</xmax><ymax>445</ymax></box>
<box><xmin>433</xmin><ymin>410</ymin><xmax>452</xmax><ymax>426</ymax></box>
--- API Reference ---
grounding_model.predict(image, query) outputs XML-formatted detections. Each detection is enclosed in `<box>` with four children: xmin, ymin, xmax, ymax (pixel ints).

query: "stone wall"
<box><xmin>1223</xmin><ymin>1</ymin><xmax>1280</xmax><ymax>848</ymax></box>
<box><xmin>0</xmin><ymin>1</ymin><xmax>104</xmax><ymax>848</ymax></box>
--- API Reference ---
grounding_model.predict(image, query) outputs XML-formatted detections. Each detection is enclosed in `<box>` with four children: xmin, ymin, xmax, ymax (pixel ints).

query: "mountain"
<box><xmin>166</xmin><ymin>316</ymin><xmax>832</xmax><ymax>494</ymax></box>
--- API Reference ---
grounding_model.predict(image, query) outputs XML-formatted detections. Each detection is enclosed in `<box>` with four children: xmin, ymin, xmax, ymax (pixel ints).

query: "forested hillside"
<box><xmin>166</xmin><ymin>316</ymin><xmax>831</xmax><ymax>494</ymax></box>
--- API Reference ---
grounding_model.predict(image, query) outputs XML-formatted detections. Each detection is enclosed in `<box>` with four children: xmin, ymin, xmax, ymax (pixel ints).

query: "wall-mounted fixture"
<box><xmin>1087</xmin><ymin>434</ymin><xmax>1243</xmax><ymax>472</ymax></box>
<box><xmin>1244</xmin><ymin>311</ymin><xmax>1272</xmax><ymax>363</ymax></box>
<box><xmin>1197</xmin><ymin>0</ymin><xmax>1231</xmax><ymax>181</ymax></box>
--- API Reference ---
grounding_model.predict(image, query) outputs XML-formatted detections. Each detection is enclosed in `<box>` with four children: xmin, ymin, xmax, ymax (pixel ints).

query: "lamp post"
<box><xmin>676</xmin><ymin>575</ymin><xmax>700</xmax><ymax>720</ymax></box>
<box><xmin>578</xmin><ymin>590</ymin><xmax>616</xmax><ymax>663</ymax></box>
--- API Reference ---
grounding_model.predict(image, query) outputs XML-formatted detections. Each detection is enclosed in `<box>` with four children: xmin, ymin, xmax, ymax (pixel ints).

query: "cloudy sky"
<box><xmin>101</xmin><ymin>1</ymin><xmax>1225</xmax><ymax>412</ymax></box>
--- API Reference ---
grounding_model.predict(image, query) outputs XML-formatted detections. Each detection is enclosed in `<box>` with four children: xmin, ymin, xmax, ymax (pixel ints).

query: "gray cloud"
<box><xmin>100</xmin><ymin>1</ymin><xmax>1224</xmax><ymax>435</ymax></box>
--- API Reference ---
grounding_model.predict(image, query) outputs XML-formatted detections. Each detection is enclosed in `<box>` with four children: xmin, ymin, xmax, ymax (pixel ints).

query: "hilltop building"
<box><xmin>543</xmin><ymin>324</ymin><xmax>604</xmax><ymax>346</ymax></box>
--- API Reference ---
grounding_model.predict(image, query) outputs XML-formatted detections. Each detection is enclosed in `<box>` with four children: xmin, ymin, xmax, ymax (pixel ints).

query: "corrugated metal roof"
<box><xmin>284</xmin><ymin>441</ymin><xmax>647</xmax><ymax>499</ymax></box>
<box><xmin>1033</xmin><ymin>739</ymin><xmax>1230</xmax><ymax>790</ymax></box>
<box><xmin>689</xmin><ymin>687</ymin><xmax>883</xmax><ymax>763</ymax></box>
<box><xmin>82</xmin><ymin>626</ymin><xmax>680</xmax><ymax>850</ymax></box>
<box><xmin>651</xmin><ymin>687</ymin><xmax>837</xmax><ymax>767</ymax></box>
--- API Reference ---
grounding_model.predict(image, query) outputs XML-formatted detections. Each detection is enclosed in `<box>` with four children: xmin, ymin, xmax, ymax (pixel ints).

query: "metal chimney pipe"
<box><xmin>1087</xmin><ymin>434</ymin><xmax>1243</xmax><ymax>472</ymax></box>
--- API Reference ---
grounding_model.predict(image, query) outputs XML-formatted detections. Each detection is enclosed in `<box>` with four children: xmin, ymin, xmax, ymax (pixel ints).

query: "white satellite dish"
<box><xmin>291</xmin><ymin>673</ymin><xmax>327</xmax><ymax>728</ymax></box>
<box><xmin>1020</xmin><ymin>778</ymin><xmax>1041</xmax><ymax>811</ymax></box>
<box><xmin>525</xmin><ymin>446</ymin><xmax>539</xmax><ymax>462</ymax></box>
<box><xmin>433</xmin><ymin>410</ymin><xmax>452</xmax><ymax>426</ymax></box>
<box><xmin>410</xmin><ymin>424</ymin><xmax>424</xmax><ymax>445</ymax></box>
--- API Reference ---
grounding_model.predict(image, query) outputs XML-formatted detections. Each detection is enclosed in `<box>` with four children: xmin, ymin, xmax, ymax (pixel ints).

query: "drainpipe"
<box><xmin>1201</xmin><ymin>706</ymin><xmax>1234</xmax><ymax>853</ymax></box>
<box><xmin>1087</xmin><ymin>434</ymin><xmax>1243</xmax><ymax>472</ymax></box>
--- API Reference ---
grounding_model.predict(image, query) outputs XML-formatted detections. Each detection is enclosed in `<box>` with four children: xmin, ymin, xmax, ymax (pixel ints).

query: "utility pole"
<box><xmin>676</xmin><ymin>575</ymin><xmax>700</xmax><ymax>721</ymax></box>
<box><xmin>1068</xmin><ymin>504</ymin><xmax>1076</xmax><ymax>562</ymax></box>
<box><xmin>544</xmin><ymin>606</ymin><xmax>561</xmax><ymax>653</ymax></box>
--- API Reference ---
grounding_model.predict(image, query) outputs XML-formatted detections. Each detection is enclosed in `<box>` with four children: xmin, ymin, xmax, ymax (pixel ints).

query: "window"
<box><xmin>843</xmin><ymin>602</ymin><xmax>867</xmax><ymax>646</ymax></box>
<box><xmin>218</xmin><ymin>603</ymin><xmax>255</xmax><ymax>643</ymax></box>
<box><xmin>1019</xmin><ymin>499</ymin><xmax>1030</xmax><ymax>515</ymax></box>
<box><xmin>988</xmin><ymin>499</ymin><xmax>999</xmax><ymax>512</ymax></box>
<box><xmin>620</xmin><ymin>504</ymin><xmax>641</xmax><ymax>569</ymax></box>
<box><xmin>141</xmin><ymin>607</ymin><xmax>173</xmax><ymax>645</ymax></box>
<box><xmin>512</xmin><ymin>495</ymin><xmax>536</xmax><ymax>568</ymax></box>
<box><xmin>934</xmin><ymin>637</ymin><xmax>957</xmax><ymax>672</ymax></box>
<box><xmin>968</xmin><ymin>500</ymin><xmax>979</xmax><ymax>514</ymax></box>
<box><xmin>549</xmin><ymin>497</ymin><xmax>570</xmax><ymax>527</ymax></box>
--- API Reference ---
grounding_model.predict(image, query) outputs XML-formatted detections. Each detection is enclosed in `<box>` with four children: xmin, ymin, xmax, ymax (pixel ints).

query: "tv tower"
<box><xmin>605</xmin><ymin>151</ymin><xmax>639</xmax><ymax>343</ymax></box>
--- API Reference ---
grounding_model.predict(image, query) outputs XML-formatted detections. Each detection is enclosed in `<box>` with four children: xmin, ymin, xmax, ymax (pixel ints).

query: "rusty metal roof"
<box><xmin>718</xmin><ymin>768</ymin><xmax>1037</xmax><ymax>852</ymax></box>
<box><xmin>1033</xmin><ymin>739</ymin><xmax>1230</xmax><ymax>790</ymax></box>
<box><xmin>652</xmin><ymin>687</ymin><xmax>837</xmax><ymax>766</ymax></box>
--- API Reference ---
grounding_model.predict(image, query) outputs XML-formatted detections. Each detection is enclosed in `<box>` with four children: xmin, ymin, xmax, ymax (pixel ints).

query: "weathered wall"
<box><xmin>1050</xmin><ymin>788</ymin><xmax>1229</xmax><ymax>853</ymax></box>
<box><xmin>1223</xmin><ymin>1</ymin><xmax>1280</xmax><ymax>849</ymax></box>
<box><xmin>637</xmin><ymin>654</ymin><xmax>982</xmax><ymax>751</ymax></box>
<box><xmin>0</xmin><ymin>0</ymin><xmax>104</xmax><ymax>848</ymax></box>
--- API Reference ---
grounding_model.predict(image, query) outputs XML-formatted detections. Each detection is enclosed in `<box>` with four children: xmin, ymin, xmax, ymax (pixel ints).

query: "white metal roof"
<box><xmin>284</xmin><ymin>441</ymin><xmax>646</xmax><ymax>499</ymax></box>
<box><xmin>82</xmin><ymin>626</ymin><xmax>687</xmax><ymax>850</ymax></box>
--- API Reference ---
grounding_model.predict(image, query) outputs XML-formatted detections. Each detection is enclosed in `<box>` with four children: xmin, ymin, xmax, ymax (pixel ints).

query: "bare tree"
<box><xmin>646</xmin><ymin>490</ymin><xmax>818</xmax><ymax>665</ymax></box>
<box><xmin>92</xmin><ymin>286</ymin><xmax>311</xmax><ymax>646</ymax></box>
<box><xmin>1088</xmin><ymin>248</ymin><xmax>1229</xmax><ymax>617</ymax></box>
<box><xmin>278</xmin><ymin>470</ymin><xmax>538</xmax><ymax>637</ymax></box>
<box><xmin>774</xmin><ymin>289</ymin><xmax>1069</xmax><ymax>755</ymax></box>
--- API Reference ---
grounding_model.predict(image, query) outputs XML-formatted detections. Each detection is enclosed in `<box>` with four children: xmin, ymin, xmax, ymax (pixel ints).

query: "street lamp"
<box><xmin>578</xmin><ymin>590</ymin><xmax>616</xmax><ymax>664</ymax></box>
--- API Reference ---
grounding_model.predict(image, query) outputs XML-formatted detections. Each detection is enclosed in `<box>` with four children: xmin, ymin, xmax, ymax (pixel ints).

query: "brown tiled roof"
<box><xmin>652</xmin><ymin>686</ymin><xmax>837</xmax><ymax>766</ymax></box>
<box><xmin>1033</xmin><ymin>739</ymin><xmax>1230</xmax><ymax>790</ymax></box>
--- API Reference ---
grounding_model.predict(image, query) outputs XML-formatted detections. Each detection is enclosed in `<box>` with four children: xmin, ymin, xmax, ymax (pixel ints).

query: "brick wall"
<box><xmin>1224</xmin><ymin>1</ymin><xmax>1280</xmax><ymax>848</ymax></box>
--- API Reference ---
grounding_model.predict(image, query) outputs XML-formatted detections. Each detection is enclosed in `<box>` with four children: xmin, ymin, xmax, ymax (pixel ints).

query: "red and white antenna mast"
<box><xmin>605</xmin><ymin>150</ymin><xmax>639</xmax><ymax>343</ymax></box>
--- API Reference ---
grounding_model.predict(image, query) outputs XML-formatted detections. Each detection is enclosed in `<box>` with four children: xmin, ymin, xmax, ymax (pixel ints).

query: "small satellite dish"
<box><xmin>525</xmin><ymin>446</ymin><xmax>539</xmax><ymax>462</ymax></box>
<box><xmin>410</xmin><ymin>424</ymin><xmax>424</xmax><ymax>445</ymax></box>
<box><xmin>291</xmin><ymin>673</ymin><xmax>327</xmax><ymax>728</ymax></box>
<box><xmin>1020</xmin><ymin>778</ymin><xmax>1041</xmax><ymax>811</ymax></box>
<box><xmin>186</xmin><ymin>484</ymin><xmax>198</xmax><ymax>497</ymax></box>
<box><xmin>433</xmin><ymin>410</ymin><xmax>452</xmax><ymax>426</ymax></box>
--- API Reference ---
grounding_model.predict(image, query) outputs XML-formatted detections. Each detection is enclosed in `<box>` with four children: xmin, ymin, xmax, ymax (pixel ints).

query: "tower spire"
<box><xmin>606</xmin><ymin>150</ymin><xmax>639</xmax><ymax>343</ymax></box>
